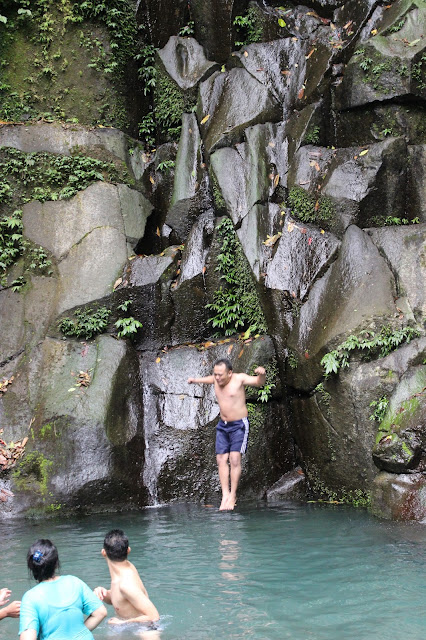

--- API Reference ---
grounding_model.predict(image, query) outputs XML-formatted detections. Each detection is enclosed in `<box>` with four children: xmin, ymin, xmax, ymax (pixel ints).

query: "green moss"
<box><xmin>379</xmin><ymin>396</ymin><xmax>421</xmax><ymax>433</ymax></box>
<box><xmin>210</xmin><ymin>169</ymin><xmax>226</xmax><ymax>212</ymax></box>
<box><xmin>306</xmin><ymin>462</ymin><xmax>371</xmax><ymax>507</ymax></box>
<box><xmin>247</xmin><ymin>402</ymin><xmax>266</xmax><ymax>439</ymax></box>
<box><xmin>12</xmin><ymin>451</ymin><xmax>53</xmax><ymax>496</ymax></box>
<box><xmin>412</xmin><ymin>53</ymin><xmax>426</xmax><ymax>91</ymax></box>
<box><xmin>39</xmin><ymin>422</ymin><xmax>54</xmax><ymax>438</ymax></box>
<box><xmin>0</xmin><ymin>0</ymin><xmax>139</xmax><ymax>128</ymax></box>
<box><xmin>354</xmin><ymin>47</ymin><xmax>412</xmax><ymax>93</ymax></box>
<box><xmin>288</xmin><ymin>186</ymin><xmax>335</xmax><ymax>226</ymax></box>
<box><xmin>401</xmin><ymin>441</ymin><xmax>413</xmax><ymax>457</ymax></box>
<box><xmin>0</xmin><ymin>147</ymin><xmax>131</xmax><ymax>279</ymax></box>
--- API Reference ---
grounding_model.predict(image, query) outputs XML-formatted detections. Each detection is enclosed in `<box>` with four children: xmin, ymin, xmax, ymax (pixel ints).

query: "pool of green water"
<box><xmin>1</xmin><ymin>502</ymin><xmax>426</xmax><ymax>640</ymax></box>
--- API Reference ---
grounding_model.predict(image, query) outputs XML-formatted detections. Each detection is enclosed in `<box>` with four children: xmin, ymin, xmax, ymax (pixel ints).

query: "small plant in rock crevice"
<box><xmin>320</xmin><ymin>325</ymin><xmax>421</xmax><ymax>377</ymax></box>
<box><xmin>303</xmin><ymin>126</ymin><xmax>320</xmax><ymax>145</ymax></box>
<box><xmin>114</xmin><ymin>299</ymin><xmax>142</xmax><ymax>339</ymax></box>
<box><xmin>246</xmin><ymin>359</ymin><xmax>279</xmax><ymax>403</ymax></box>
<box><xmin>369</xmin><ymin>396</ymin><xmax>389</xmax><ymax>422</ymax></box>
<box><xmin>206</xmin><ymin>217</ymin><xmax>267</xmax><ymax>337</ymax></box>
<box><xmin>233</xmin><ymin>7</ymin><xmax>264</xmax><ymax>48</ymax></box>
<box><xmin>59</xmin><ymin>306</ymin><xmax>111</xmax><ymax>340</ymax></box>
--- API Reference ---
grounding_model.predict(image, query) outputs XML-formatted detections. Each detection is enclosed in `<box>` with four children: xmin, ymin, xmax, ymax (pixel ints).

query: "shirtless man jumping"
<box><xmin>188</xmin><ymin>358</ymin><xmax>266</xmax><ymax>511</ymax></box>
<box><xmin>94</xmin><ymin>529</ymin><xmax>159</xmax><ymax>629</ymax></box>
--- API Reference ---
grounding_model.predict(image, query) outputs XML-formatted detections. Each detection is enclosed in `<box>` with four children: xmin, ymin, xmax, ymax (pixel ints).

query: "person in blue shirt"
<box><xmin>19</xmin><ymin>539</ymin><xmax>107</xmax><ymax>640</ymax></box>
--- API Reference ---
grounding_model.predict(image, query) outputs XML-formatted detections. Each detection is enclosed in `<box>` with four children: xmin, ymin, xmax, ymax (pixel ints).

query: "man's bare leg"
<box><xmin>227</xmin><ymin>452</ymin><xmax>242</xmax><ymax>510</ymax></box>
<box><xmin>217</xmin><ymin>453</ymin><xmax>230</xmax><ymax>510</ymax></box>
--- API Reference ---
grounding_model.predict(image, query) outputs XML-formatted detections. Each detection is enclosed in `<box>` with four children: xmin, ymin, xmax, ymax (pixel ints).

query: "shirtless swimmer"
<box><xmin>188</xmin><ymin>358</ymin><xmax>266</xmax><ymax>510</ymax></box>
<box><xmin>94</xmin><ymin>529</ymin><xmax>159</xmax><ymax>633</ymax></box>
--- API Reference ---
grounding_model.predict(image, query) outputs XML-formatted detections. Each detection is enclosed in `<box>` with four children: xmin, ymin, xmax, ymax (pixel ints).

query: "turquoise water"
<box><xmin>1</xmin><ymin>502</ymin><xmax>426</xmax><ymax>640</ymax></box>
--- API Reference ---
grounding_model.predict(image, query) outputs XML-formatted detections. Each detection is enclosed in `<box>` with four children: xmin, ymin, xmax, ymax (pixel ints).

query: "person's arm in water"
<box><xmin>94</xmin><ymin>586</ymin><xmax>112</xmax><ymax>605</ymax></box>
<box><xmin>239</xmin><ymin>366</ymin><xmax>266</xmax><ymax>387</ymax></box>
<box><xmin>109</xmin><ymin>578</ymin><xmax>159</xmax><ymax>625</ymax></box>
<box><xmin>188</xmin><ymin>375</ymin><xmax>214</xmax><ymax>384</ymax></box>
<box><xmin>84</xmin><ymin>604</ymin><xmax>107</xmax><ymax>631</ymax></box>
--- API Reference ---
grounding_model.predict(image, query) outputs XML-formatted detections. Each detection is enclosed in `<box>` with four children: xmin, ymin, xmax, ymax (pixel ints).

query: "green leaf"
<box><xmin>278</xmin><ymin>18</ymin><xmax>286</xmax><ymax>27</ymax></box>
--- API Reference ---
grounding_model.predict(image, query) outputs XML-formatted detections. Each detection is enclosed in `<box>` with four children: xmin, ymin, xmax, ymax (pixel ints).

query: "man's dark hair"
<box><xmin>27</xmin><ymin>539</ymin><xmax>60</xmax><ymax>583</ymax></box>
<box><xmin>214</xmin><ymin>358</ymin><xmax>233</xmax><ymax>371</ymax></box>
<box><xmin>103</xmin><ymin>529</ymin><xmax>129</xmax><ymax>561</ymax></box>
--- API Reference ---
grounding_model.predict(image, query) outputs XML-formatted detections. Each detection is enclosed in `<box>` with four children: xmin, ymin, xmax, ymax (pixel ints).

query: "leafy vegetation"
<box><xmin>303</xmin><ymin>126</ymin><xmax>320</xmax><ymax>145</ymax></box>
<box><xmin>114</xmin><ymin>300</ymin><xmax>142</xmax><ymax>339</ymax></box>
<box><xmin>59</xmin><ymin>306</ymin><xmax>111</xmax><ymax>340</ymax></box>
<box><xmin>354</xmin><ymin>47</ymin><xmax>411</xmax><ymax>92</ymax></box>
<box><xmin>206</xmin><ymin>217</ymin><xmax>267</xmax><ymax>337</ymax></box>
<box><xmin>412</xmin><ymin>53</ymin><xmax>426</xmax><ymax>91</ymax></box>
<box><xmin>321</xmin><ymin>326</ymin><xmax>421</xmax><ymax>376</ymax></box>
<box><xmin>371</xmin><ymin>215</ymin><xmax>420</xmax><ymax>226</ymax></box>
<box><xmin>369</xmin><ymin>396</ymin><xmax>389</xmax><ymax>422</ymax></box>
<box><xmin>0</xmin><ymin>0</ymin><xmax>139</xmax><ymax>127</ymax></box>
<box><xmin>287</xmin><ymin>186</ymin><xmax>335</xmax><ymax>226</ymax></box>
<box><xmin>247</xmin><ymin>359</ymin><xmax>278</xmax><ymax>403</ymax></box>
<box><xmin>233</xmin><ymin>7</ymin><xmax>264</xmax><ymax>47</ymax></box>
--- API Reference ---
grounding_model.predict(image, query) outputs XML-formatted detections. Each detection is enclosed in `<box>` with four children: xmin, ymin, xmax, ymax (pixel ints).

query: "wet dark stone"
<box><xmin>136</xmin><ymin>0</ymin><xmax>189</xmax><ymax>48</ymax></box>
<box><xmin>371</xmin><ymin>471</ymin><xmax>426</xmax><ymax>521</ymax></box>
<box><xmin>287</xmin><ymin>225</ymin><xmax>396</xmax><ymax>390</ymax></box>
<box><xmin>190</xmin><ymin>0</ymin><xmax>250</xmax><ymax>64</ymax></box>
<box><xmin>158</xmin><ymin>37</ymin><xmax>219</xmax><ymax>90</ymax></box>
<box><xmin>197</xmin><ymin>68</ymin><xmax>282</xmax><ymax>154</ymax></box>
<box><xmin>265</xmin><ymin>213</ymin><xmax>340</xmax><ymax>301</ymax></box>
<box><xmin>266</xmin><ymin>467</ymin><xmax>307</xmax><ymax>502</ymax></box>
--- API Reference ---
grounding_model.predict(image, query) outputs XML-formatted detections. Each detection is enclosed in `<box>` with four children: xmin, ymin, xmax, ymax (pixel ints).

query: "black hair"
<box><xmin>214</xmin><ymin>358</ymin><xmax>233</xmax><ymax>371</ymax></box>
<box><xmin>103</xmin><ymin>529</ymin><xmax>129</xmax><ymax>561</ymax></box>
<box><xmin>27</xmin><ymin>539</ymin><xmax>59</xmax><ymax>582</ymax></box>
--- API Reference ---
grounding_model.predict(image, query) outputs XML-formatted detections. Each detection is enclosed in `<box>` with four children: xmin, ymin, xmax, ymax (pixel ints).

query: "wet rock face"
<box><xmin>140</xmin><ymin>337</ymin><xmax>294</xmax><ymax>504</ymax></box>
<box><xmin>2</xmin><ymin>0</ymin><xmax>426</xmax><ymax>520</ymax></box>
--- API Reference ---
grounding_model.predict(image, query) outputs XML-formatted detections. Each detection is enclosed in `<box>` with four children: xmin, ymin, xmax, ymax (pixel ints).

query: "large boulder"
<box><xmin>197</xmin><ymin>68</ymin><xmax>281</xmax><ymax>154</ymax></box>
<box><xmin>287</xmin><ymin>225</ymin><xmax>397</xmax><ymax>390</ymax></box>
<box><xmin>367</xmin><ymin>224</ymin><xmax>426</xmax><ymax>321</ymax></box>
<box><xmin>23</xmin><ymin>182</ymin><xmax>152</xmax><ymax>314</ymax></box>
<box><xmin>336</xmin><ymin>3</ymin><xmax>426</xmax><ymax>109</ymax></box>
<box><xmin>371</xmin><ymin>471</ymin><xmax>426</xmax><ymax>521</ymax></box>
<box><xmin>210</xmin><ymin>122</ymin><xmax>288</xmax><ymax>224</ymax></box>
<box><xmin>158</xmin><ymin>37</ymin><xmax>218</xmax><ymax>90</ymax></box>
<box><xmin>0</xmin><ymin>335</ymin><xmax>144</xmax><ymax>516</ymax></box>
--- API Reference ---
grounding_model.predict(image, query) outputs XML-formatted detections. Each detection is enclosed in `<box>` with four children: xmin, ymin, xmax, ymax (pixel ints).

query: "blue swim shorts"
<box><xmin>216</xmin><ymin>417</ymin><xmax>249</xmax><ymax>455</ymax></box>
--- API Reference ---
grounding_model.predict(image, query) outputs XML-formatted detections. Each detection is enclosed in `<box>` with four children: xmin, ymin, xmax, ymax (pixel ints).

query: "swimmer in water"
<box><xmin>188</xmin><ymin>358</ymin><xmax>266</xmax><ymax>510</ymax></box>
<box><xmin>94</xmin><ymin>529</ymin><xmax>159</xmax><ymax>635</ymax></box>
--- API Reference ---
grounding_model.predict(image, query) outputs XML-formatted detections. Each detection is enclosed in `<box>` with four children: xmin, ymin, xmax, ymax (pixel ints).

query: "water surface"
<box><xmin>1</xmin><ymin>502</ymin><xmax>426</xmax><ymax>640</ymax></box>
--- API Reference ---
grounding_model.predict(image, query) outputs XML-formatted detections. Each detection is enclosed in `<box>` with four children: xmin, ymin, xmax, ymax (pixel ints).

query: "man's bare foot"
<box><xmin>219</xmin><ymin>495</ymin><xmax>230</xmax><ymax>510</ymax></box>
<box><xmin>227</xmin><ymin>495</ymin><xmax>237</xmax><ymax>510</ymax></box>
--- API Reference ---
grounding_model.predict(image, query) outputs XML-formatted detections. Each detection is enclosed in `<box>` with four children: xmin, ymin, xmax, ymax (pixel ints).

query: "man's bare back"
<box><xmin>95</xmin><ymin>529</ymin><xmax>159</xmax><ymax>626</ymax></box>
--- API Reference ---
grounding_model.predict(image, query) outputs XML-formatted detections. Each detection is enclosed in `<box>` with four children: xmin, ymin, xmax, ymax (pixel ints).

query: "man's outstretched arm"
<box><xmin>240</xmin><ymin>367</ymin><xmax>266</xmax><ymax>388</ymax></box>
<box><xmin>188</xmin><ymin>375</ymin><xmax>215</xmax><ymax>384</ymax></box>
